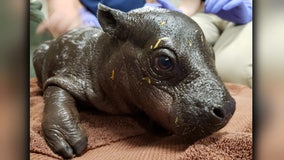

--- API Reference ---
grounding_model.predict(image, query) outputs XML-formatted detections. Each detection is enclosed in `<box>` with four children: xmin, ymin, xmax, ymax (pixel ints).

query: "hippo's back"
<box><xmin>33</xmin><ymin>27</ymin><xmax>103</xmax><ymax>88</ymax></box>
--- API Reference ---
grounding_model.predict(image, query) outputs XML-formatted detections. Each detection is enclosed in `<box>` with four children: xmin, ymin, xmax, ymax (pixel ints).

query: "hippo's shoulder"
<box><xmin>33</xmin><ymin>27</ymin><xmax>103</xmax><ymax>90</ymax></box>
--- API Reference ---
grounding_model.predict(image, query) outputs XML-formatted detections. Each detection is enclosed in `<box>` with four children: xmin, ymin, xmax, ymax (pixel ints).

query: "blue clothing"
<box><xmin>80</xmin><ymin>0</ymin><xmax>146</xmax><ymax>15</ymax></box>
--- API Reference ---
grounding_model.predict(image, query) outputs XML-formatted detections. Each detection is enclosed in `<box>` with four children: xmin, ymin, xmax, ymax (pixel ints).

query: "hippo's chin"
<box><xmin>172</xmin><ymin>126</ymin><xmax>218</xmax><ymax>143</ymax></box>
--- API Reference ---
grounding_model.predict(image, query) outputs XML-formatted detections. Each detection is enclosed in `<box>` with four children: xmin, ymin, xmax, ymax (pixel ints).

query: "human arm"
<box><xmin>36</xmin><ymin>0</ymin><xmax>82</xmax><ymax>38</ymax></box>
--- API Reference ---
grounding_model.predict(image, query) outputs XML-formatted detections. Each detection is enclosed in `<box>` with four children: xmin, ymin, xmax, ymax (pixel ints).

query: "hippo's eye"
<box><xmin>150</xmin><ymin>48</ymin><xmax>177</xmax><ymax>79</ymax></box>
<box><xmin>147</xmin><ymin>48</ymin><xmax>185</xmax><ymax>83</ymax></box>
<box><xmin>155</xmin><ymin>55</ymin><xmax>174</xmax><ymax>71</ymax></box>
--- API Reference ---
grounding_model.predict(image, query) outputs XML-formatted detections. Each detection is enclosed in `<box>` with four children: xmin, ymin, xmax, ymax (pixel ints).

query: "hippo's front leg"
<box><xmin>42</xmin><ymin>86</ymin><xmax>88</xmax><ymax>159</ymax></box>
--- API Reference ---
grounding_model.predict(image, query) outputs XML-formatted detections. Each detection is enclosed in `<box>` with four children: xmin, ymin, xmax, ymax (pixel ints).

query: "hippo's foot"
<box><xmin>42</xmin><ymin>86</ymin><xmax>88</xmax><ymax>159</ymax></box>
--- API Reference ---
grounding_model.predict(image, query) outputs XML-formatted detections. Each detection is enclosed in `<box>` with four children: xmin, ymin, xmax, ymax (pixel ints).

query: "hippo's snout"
<box><xmin>168</xmin><ymin>78</ymin><xmax>236</xmax><ymax>142</ymax></box>
<box><xmin>190</xmin><ymin>93</ymin><xmax>235</xmax><ymax>132</ymax></box>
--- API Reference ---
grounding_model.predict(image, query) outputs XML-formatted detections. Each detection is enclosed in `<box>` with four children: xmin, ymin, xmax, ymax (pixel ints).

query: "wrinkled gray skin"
<box><xmin>33</xmin><ymin>4</ymin><xmax>235</xmax><ymax>159</ymax></box>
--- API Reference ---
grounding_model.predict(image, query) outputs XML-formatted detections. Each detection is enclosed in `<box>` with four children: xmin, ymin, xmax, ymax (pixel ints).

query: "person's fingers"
<box><xmin>223</xmin><ymin>0</ymin><xmax>243</xmax><ymax>10</ymax></box>
<box><xmin>36</xmin><ymin>11</ymin><xmax>81</xmax><ymax>38</ymax></box>
<box><xmin>211</xmin><ymin>0</ymin><xmax>230</xmax><ymax>13</ymax></box>
<box><xmin>205</xmin><ymin>0</ymin><xmax>218</xmax><ymax>13</ymax></box>
<box><xmin>36</xmin><ymin>16</ymin><xmax>62</xmax><ymax>38</ymax></box>
<box><xmin>47</xmin><ymin>13</ymin><xmax>66</xmax><ymax>36</ymax></box>
<box><xmin>51</xmin><ymin>21</ymin><xmax>69</xmax><ymax>37</ymax></box>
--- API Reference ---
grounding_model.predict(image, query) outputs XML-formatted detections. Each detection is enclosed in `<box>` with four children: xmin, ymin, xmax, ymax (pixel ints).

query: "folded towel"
<box><xmin>30</xmin><ymin>78</ymin><xmax>252</xmax><ymax>160</ymax></box>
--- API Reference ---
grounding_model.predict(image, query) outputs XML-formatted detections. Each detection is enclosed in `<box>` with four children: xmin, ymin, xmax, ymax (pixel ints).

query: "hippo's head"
<box><xmin>97</xmin><ymin>4</ymin><xmax>235</xmax><ymax>142</ymax></box>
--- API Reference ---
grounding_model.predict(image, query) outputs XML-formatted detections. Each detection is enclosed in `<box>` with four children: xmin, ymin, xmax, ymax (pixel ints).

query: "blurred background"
<box><xmin>256</xmin><ymin>0</ymin><xmax>284</xmax><ymax>159</ymax></box>
<box><xmin>0</xmin><ymin>0</ymin><xmax>26</xmax><ymax>160</ymax></box>
<box><xmin>0</xmin><ymin>0</ymin><xmax>283</xmax><ymax>159</ymax></box>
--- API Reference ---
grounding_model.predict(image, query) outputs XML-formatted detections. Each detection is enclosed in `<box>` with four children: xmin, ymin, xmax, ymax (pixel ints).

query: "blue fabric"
<box><xmin>80</xmin><ymin>0</ymin><xmax>146</xmax><ymax>15</ymax></box>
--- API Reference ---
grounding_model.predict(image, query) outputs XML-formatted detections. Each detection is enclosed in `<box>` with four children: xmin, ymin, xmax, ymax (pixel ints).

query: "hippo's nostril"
<box><xmin>212</xmin><ymin>107</ymin><xmax>225</xmax><ymax>119</ymax></box>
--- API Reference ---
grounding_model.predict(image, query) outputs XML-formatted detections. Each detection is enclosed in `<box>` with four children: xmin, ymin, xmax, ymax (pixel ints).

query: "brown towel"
<box><xmin>30</xmin><ymin>78</ymin><xmax>252</xmax><ymax>160</ymax></box>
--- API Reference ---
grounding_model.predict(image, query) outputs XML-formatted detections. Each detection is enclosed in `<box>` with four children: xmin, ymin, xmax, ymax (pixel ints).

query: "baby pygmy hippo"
<box><xmin>33</xmin><ymin>4</ymin><xmax>235</xmax><ymax>159</ymax></box>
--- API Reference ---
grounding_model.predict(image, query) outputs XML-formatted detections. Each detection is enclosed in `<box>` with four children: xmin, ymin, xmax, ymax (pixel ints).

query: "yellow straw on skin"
<box><xmin>160</xmin><ymin>21</ymin><xmax>166</xmax><ymax>26</ymax></box>
<box><xmin>142</xmin><ymin>77</ymin><xmax>151</xmax><ymax>84</ymax></box>
<box><xmin>153</xmin><ymin>37</ymin><xmax>169</xmax><ymax>49</ymax></box>
<box><xmin>175</xmin><ymin>117</ymin><xmax>179</xmax><ymax>124</ymax></box>
<box><xmin>110</xmin><ymin>69</ymin><xmax>115</xmax><ymax>80</ymax></box>
<box><xmin>189</xmin><ymin>40</ymin><xmax>193</xmax><ymax>47</ymax></box>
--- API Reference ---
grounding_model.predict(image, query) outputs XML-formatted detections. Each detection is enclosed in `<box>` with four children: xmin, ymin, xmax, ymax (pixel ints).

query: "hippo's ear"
<box><xmin>97</xmin><ymin>4</ymin><xmax>129</xmax><ymax>40</ymax></box>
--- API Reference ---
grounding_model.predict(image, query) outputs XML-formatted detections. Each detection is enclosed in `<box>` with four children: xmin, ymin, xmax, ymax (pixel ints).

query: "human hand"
<box><xmin>178</xmin><ymin>0</ymin><xmax>202</xmax><ymax>16</ymax></box>
<box><xmin>204</xmin><ymin>0</ymin><xmax>252</xmax><ymax>24</ymax></box>
<box><xmin>36</xmin><ymin>0</ymin><xmax>82</xmax><ymax>38</ymax></box>
<box><xmin>145</xmin><ymin>0</ymin><xmax>181</xmax><ymax>12</ymax></box>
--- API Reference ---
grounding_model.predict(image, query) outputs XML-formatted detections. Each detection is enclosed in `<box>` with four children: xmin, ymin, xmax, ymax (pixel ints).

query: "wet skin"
<box><xmin>33</xmin><ymin>4</ymin><xmax>235</xmax><ymax>159</ymax></box>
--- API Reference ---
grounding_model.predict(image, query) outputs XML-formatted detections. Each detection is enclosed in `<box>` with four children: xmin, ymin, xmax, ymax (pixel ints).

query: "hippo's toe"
<box><xmin>42</xmin><ymin>120</ymin><xmax>88</xmax><ymax>159</ymax></box>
